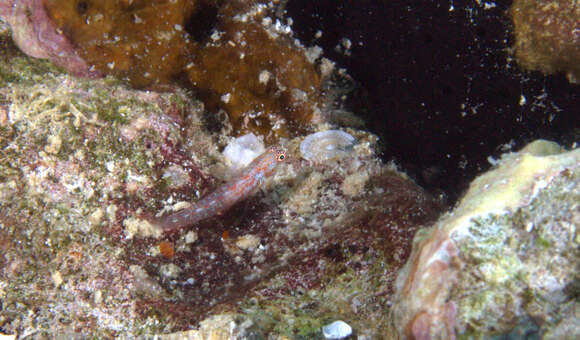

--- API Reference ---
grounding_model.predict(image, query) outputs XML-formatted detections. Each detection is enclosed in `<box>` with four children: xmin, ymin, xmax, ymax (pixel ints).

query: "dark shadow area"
<box><xmin>184</xmin><ymin>1</ymin><xmax>219</xmax><ymax>43</ymax></box>
<box><xmin>286</xmin><ymin>0</ymin><xmax>580</xmax><ymax>203</ymax></box>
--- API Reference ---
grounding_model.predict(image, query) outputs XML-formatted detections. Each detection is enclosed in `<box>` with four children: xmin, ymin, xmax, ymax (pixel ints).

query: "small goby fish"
<box><xmin>153</xmin><ymin>146</ymin><xmax>287</xmax><ymax>232</ymax></box>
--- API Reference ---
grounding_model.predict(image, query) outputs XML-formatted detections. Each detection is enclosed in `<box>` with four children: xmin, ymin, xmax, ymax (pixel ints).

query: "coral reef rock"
<box><xmin>392</xmin><ymin>139</ymin><xmax>580</xmax><ymax>339</ymax></box>
<box><xmin>0</xmin><ymin>44</ymin><xmax>443</xmax><ymax>337</ymax></box>
<box><xmin>1</xmin><ymin>0</ymin><xmax>330</xmax><ymax>140</ymax></box>
<box><xmin>510</xmin><ymin>0</ymin><xmax>580</xmax><ymax>83</ymax></box>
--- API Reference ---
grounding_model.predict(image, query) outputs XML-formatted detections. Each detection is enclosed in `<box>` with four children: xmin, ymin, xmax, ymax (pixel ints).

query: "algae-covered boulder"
<box><xmin>392</xmin><ymin>140</ymin><xmax>580</xmax><ymax>339</ymax></box>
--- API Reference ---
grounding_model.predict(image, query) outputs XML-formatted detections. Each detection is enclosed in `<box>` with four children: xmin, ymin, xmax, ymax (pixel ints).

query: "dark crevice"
<box><xmin>184</xmin><ymin>3</ymin><xmax>219</xmax><ymax>44</ymax></box>
<box><xmin>285</xmin><ymin>0</ymin><xmax>580</xmax><ymax>203</ymax></box>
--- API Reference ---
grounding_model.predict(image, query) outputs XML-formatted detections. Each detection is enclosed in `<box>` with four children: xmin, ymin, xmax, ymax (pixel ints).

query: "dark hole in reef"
<box><xmin>184</xmin><ymin>3</ymin><xmax>219</xmax><ymax>43</ymax></box>
<box><xmin>76</xmin><ymin>1</ymin><xmax>89</xmax><ymax>15</ymax></box>
<box><xmin>323</xmin><ymin>244</ymin><xmax>345</xmax><ymax>262</ymax></box>
<box><xmin>202</xmin><ymin>106</ymin><xmax>228</xmax><ymax>134</ymax></box>
<box><xmin>443</xmin><ymin>85</ymin><xmax>453</xmax><ymax>96</ymax></box>
<box><xmin>476</xmin><ymin>27</ymin><xmax>487</xmax><ymax>37</ymax></box>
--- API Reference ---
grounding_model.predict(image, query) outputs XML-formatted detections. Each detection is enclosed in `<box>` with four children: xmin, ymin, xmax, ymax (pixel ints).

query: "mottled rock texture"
<box><xmin>392</xmin><ymin>140</ymin><xmax>580</xmax><ymax>339</ymax></box>
<box><xmin>1</xmin><ymin>0</ymin><xmax>328</xmax><ymax>140</ymax></box>
<box><xmin>0</xmin><ymin>38</ymin><xmax>442</xmax><ymax>338</ymax></box>
<box><xmin>511</xmin><ymin>0</ymin><xmax>580</xmax><ymax>83</ymax></box>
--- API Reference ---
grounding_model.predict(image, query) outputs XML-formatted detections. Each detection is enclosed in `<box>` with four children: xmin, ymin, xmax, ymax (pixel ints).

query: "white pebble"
<box><xmin>223</xmin><ymin>133</ymin><xmax>265</xmax><ymax>170</ymax></box>
<box><xmin>322</xmin><ymin>320</ymin><xmax>352</xmax><ymax>339</ymax></box>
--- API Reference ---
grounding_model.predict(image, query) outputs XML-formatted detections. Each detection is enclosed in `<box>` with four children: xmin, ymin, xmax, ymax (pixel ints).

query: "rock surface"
<box><xmin>510</xmin><ymin>0</ymin><xmax>580</xmax><ymax>83</ymax></box>
<box><xmin>0</xmin><ymin>0</ymin><xmax>330</xmax><ymax>140</ymax></box>
<box><xmin>1</xmin><ymin>4</ymin><xmax>578</xmax><ymax>338</ymax></box>
<box><xmin>392</xmin><ymin>140</ymin><xmax>580</xmax><ymax>339</ymax></box>
<box><xmin>0</xmin><ymin>34</ymin><xmax>442</xmax><ymax>338</ymax></box>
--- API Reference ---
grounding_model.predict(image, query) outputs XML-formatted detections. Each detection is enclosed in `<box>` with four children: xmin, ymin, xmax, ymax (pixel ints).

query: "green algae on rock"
<box><xmin>391</xmin><ymin>140</ymin><xmax>580</xmax><ymax>339</ymax></box>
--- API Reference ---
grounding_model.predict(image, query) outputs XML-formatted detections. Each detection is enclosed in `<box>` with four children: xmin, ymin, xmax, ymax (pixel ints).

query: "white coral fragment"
<box><xmin>223</xmin><ymin>133</ymin><xmax>265</xmax><ymax>170</ymax></box>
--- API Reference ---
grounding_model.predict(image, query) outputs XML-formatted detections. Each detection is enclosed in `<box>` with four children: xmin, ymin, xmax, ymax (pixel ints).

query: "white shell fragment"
<box><xmin>322</xmin><ymin>320</ymin><xmax>353</xmax><ymax>339</ymax></box>
<box><xmin>223</xmin><ymin>133</ymin><xmax>265</xmax><ymax>170</ymax></box>
<box><xmin>300</xmin><ymin>130</ymin><xmax>357</xmax><ymax>162</ymax></box>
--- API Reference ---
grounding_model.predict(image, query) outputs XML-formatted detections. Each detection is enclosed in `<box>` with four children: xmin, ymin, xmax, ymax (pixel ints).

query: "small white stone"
<box><xmin>184</xmin><ymin>231</ymin><xmax>198</xmax><ymax>244</ymax></box>
<box><xmin>161</xmin><ymin>164</ymin><xmax>189</xmax><ymax>188</ymax></box>
<box><xmin>221</xmin><ymin>93</ymin><xmax>231</xmax><ymax>103</ymax></box>
<box><xmin>94</xmin><ymin>290</ymin><xmax>103</xmax><ymax>304</ymax></box>
<box><xmin>258</xmin><ymin>70</ymin><xmax>272</xmax><ymax>85</ymax></box>
<box><xmin>223</xmin><ymin>133</ymin><xmax>265</xmax><ymax>170</ymax></box>
<box><xmin>51</xmin><ymin>271</ymin><xmax>63</xmax><ymax>288</ymax></box>
<box><xmin>159</xmin><ymin>263</ymin><xmax>182</xmax><ymax>279</ymax></box>
<box><xmin>235</xmin><ymin>234</ymin><xmax>260</xmax><ymax>251</ymax></box>
<box><xmin>106</xmin><ymin>160</ymin><xmax>115</xmax><ymax>172</ymax></box>
<box><xmin>525</xmin><ymin>222</ymin><xmax>534</xmax><ymax>232</ymax></box>
<box><xmin>322</xmin><ymin>320</ymin><xmax>352</xmax><ymax>339</ymax></box>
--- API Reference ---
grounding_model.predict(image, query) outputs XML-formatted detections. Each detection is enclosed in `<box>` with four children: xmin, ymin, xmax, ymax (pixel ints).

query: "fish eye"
<box><xmin>277</xmin><ymin>152</ymin><xmax>286</xmax><ymax>161</ymax></box>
